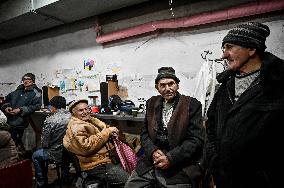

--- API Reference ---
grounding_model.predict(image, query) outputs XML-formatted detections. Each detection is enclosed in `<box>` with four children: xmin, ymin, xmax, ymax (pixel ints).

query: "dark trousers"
<box><xmin>125</xmin><ymin>169</ymin><xmax>192</xmax><ymax>188</ymax></box>
<box><xmin>32</xmin><ymin>149</ymin><xmax>70</xmax><ymax>187</ymax></box>
<box><xmin>84</xmin><ymin>163</ymin><xmax>129</xmax><ymax>188</ymax></box>
<box><xmin>9</xmin><ymin>127</ymin><xmax>24</xmax><ymax>146</ymax></box>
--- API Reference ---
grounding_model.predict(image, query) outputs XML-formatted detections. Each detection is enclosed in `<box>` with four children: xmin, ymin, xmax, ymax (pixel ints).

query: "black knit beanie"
<box><xmin>222</xmin><ymin>22</ymin><xmax>270</xmax><ymax>52</ymax></box>
<box><xmin>155</xmin><ymin>67</ymin><xmax>180</xmax><ymax>84</ymax></box>
<box><xmin>49</xmin><ymin>96</ymin><xmax>66</xmax><ymax>109</ymax></box>
<box><xmin>22</xmin><ymin>73</ymin><xmax>36</xmax><ymax>82</ymax></box>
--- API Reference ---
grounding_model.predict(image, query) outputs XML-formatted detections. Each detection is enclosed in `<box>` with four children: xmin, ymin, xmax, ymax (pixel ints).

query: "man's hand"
<box><xmin>11</xmin><ymin>108</ymin><xmax>21</xmax><ymax>115</ymax></box>
<box><xmin>5</xmin><ymin>107</ymin><xmax>13</xmax><ymax>115</ymax></box>
<box><xmin>152</xmin><ymin>149</ymin><xmax>164</xmax><ymax>161</ymax></box>
<box><xmin>152</xmin><ymin>149</ymin><xmax>171</xmax><ymax>170</ymax></box>
<box><xmin>154</xmin><ymin>155</ymin><xmax>171</xmax><ymax>170</ymax></box>
<box><xmin>108</xmin><ymin>126</ymin><xmax>119</xmax><ymax>135</ymax></box>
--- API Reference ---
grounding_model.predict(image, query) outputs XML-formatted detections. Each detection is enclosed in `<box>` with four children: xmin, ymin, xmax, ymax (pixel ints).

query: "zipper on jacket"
<box><xmin>226</xmin><ymin>87</ymin><xmax>234</xmax><ymax>105</ymax></box>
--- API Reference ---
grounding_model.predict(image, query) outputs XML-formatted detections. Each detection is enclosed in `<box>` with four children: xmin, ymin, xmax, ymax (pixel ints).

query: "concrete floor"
<box><xmin>24</xmin><ymin>149</ymin><xmax>81</xmax><ymax>188</ymax></box>
<box><xmin>32</xmin><ymin>163</ymin><xmax>80</xmax><ymax>188</ymax></box>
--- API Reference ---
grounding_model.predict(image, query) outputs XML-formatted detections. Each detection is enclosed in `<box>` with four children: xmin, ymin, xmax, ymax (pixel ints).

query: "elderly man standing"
<box><xmin>1</xmin><ymin>73</ymin><xmax>42</xmax><ymax>153</ymax></box>
<box><xmin>205</xmin><ymin>22</ymin><xmax>284</xmax><ymax>188</ymax></box>
<box><xmin>125</xmin><ymin>67</ymin><xmax>204</xmax><ymax>188</ymax></box>
<box><xmin>63</xmin><ymin>99</ymin><xmax>129</xmax><ymax>187</ymax></box>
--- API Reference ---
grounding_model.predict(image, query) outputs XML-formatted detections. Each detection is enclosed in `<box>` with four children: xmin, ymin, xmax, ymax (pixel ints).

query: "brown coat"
<box><xmin>0</xmin><ymin>130</ymin><xmax>19</xmax><ymax>168</ymax></box>
<box><xmin>137</xmin><ymin>93</ymin><xmax>204</xmax><ymax>185</ymax></box>
<box><xmin>63</xmin><ymin>116</ymin><xmax>114</xmax><ymax>171</ymax></box>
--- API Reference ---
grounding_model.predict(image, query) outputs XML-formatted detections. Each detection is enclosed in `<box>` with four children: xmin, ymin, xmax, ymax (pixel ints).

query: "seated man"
<box><xmin>32</xmin><ymin>96</ymin><xmax>71</xmax><ymax>188</ymax></box>
<box><xmin>0</xmin><ymin>110</ymin><xmax>19</xmax><ymax>168</ymax></box>
<box><xmin>63</xmin><ymin>99</ymin><xmax>129</xmax><ymax>188</ymax></box>
<box><xmin>125</xmin><ymin>67</ymin><xmax>204</xmax><ymax>188</ymax></box>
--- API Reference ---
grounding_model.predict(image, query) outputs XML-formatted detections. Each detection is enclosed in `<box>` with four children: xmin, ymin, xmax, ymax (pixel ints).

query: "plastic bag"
<box><xmin>112</xmin><ymin>137</ymin><xmax>138</xmax><ymax>173</ymax></box>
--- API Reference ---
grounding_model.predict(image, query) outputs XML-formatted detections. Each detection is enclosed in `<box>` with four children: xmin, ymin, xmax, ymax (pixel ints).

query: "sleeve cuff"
<box><xmin>166</xmin><ymin>152</ymin><xmax>173</xmax><ymax>164</ymax></box>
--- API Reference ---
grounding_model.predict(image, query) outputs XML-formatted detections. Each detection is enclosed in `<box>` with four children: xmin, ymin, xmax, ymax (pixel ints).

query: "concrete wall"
<box><xmin>0</xmin><ymin>16</ymin><xmax>283</xmax><ymax>106</ymax></box>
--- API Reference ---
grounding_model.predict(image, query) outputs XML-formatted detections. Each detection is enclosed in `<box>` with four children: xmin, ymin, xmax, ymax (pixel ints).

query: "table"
<box><xmin>29</xmin><ymin>111</ymin><xmax>53</xmax><ymax>149</ymax></box>
<box><xmin>93</xmin><ymin>113</ymin><xmax>145</xmax><ymax>135</ymax></box>
<box><xmin>29</xmin><ymin>111</ymin><xmax>145</xmax><ymax>149</ymax></box>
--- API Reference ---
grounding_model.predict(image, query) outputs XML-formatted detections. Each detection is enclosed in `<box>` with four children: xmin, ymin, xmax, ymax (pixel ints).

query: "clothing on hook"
<box><xmin>193</xmin><ymin>59</ymin><xmax>217</xmax><ymax>118</ymax></box>
<box><xmin>201</xmin><ymin>50</ymin><xmax>213</xmax><ymax>61</ymax></box>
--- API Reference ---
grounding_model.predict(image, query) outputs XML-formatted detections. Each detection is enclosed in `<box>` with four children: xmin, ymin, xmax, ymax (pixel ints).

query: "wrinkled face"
<box><xmin>222</xmin><ymin>43</ymin><xmax>256</xmax><ymax>72</ymax></box>
<box><xmin>72</xmin><ymin>102</ymin><xmax>91</xmax><ymax>121</ymax></box>
<box><xmin>156</xmin><ymin>78</ymin><xmax>179</xmax><ymax>102</ymax></box>
<box><xmin>22</xmin><ymin>76</ymin><xmax>34</xmax><ymax>88</ymax></box>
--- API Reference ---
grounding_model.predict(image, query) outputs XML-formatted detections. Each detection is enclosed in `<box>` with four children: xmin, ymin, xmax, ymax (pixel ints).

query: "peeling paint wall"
<box><xmin>0</xmin><ymin>19</ymin><xmax>283</xmax><ymax>106</ymax></box>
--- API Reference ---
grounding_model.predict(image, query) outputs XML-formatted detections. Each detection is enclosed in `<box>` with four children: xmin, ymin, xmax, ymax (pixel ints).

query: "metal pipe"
<box><xmin>96</xmin><ymin>0</ymin><xmax>284</xmax><ymax>44</ymax></box>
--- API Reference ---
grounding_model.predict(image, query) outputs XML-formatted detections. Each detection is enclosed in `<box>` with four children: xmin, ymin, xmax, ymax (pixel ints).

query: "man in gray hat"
<box><xmin>125</xmin><ymin>67</ymin><xmax>204</xmax><ymax>188</ymax></box>
<box><xmin>1</xmin><ymin>73</ymin><xmax>42</xmax><ymax>154</ymax></box>
<box><xmin>205</xmin><ymin>22</ymin><xmax>284</xmax><ymax>188</ymax></box>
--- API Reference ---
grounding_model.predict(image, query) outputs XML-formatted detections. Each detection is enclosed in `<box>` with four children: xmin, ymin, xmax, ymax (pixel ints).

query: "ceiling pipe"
<box><xmin>96</xmin><ymin>0</ymin><xmax>284</xmax><ymax>44</ymax></box>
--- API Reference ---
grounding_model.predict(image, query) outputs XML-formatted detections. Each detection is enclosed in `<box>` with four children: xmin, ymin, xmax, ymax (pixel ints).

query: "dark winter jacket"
<box><xmin>41</xmin><ymin>109</ymin><xmax>71</xmax><ymax>163</ymax></box>
<box><xmin>136</xmin><ymin>93</ymin><xmax>204</xmax><ymax>185</ymax></box>
<box><xmin>1</xmin><ymin>84</ymin><xmax>42</xmax><ymax>129</ymax></box>
<box><xmin>206</xmin><ymin>52</ymin><xmax>284</xmax><ymax>188</ymax></box>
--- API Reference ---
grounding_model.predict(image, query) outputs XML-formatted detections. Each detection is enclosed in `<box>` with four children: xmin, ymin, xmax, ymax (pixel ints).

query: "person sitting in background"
<box><xmin>1</xmin><ymin>73</ymin><xmax>42</xmax><ymax>155</ymax></box>
<box><xmin>0</xmin><ymin>110</ymin><xmax>19</xmax><ymax>168</ymax></box>
<box><xmin>0</xmin><ymin>94</ymin><xmax>5</xmax><ymax>110</ymax></box>
<box><xmin>63</xmin><ymin>99</ymin><xmax>129</xmax><ymax>188</ymax></box>
<box><xmin>0</xmin><ymin>109</ymin><xmax>7</xmax><ymax>127</ymax></box>
<box><xmin>32</xmin><ymin>96</ymin><xmax>71</xmax><ymax>188</ymax></box>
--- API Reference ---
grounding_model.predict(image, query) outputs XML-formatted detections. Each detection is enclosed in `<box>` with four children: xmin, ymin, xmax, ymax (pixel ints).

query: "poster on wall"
<box><xmin>84</xmin><ymin>59</ymin><xmax>95</xmax><ymax>71</ymax></box>
<box><xmin>85</xmin><ymin>78</ymin><xmax>100</xmax><ymax>92</ymax></box>
<box><xmin>62</xmin><ymin>69</ymin><xmax>77</xmax><ymax>78</ymax></box>
<box><xmin>106</xmin><ymin>61</ymin><xmax>122</xmax><ymax>75</ymax></box>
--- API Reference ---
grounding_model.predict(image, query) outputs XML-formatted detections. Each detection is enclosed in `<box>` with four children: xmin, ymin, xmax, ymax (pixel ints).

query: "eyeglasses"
<box><xmin>23</xmin><ymin>77</ymin><xmax>32</xmax><ymax>81</ymax></box>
